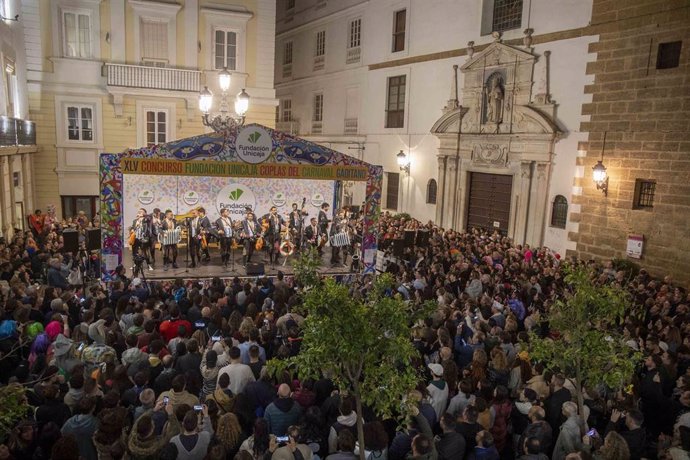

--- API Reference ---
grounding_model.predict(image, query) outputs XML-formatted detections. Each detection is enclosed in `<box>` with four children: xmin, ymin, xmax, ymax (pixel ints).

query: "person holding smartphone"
<box><xmin>169</xmin><ymin>404</ymin><xmax>214</xmax><ymax>460</ymax></box>
<box><xmin>270</xmin><ymin>425</ymin><xmax>313</xmax><ymax>460</ymax></box>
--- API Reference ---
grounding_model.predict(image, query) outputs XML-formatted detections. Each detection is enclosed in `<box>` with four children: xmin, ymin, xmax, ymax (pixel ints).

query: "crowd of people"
<box><xmin>0</xmin><ymin>207</ymin><xmax>687</xmax><ymax>460</ymax></box>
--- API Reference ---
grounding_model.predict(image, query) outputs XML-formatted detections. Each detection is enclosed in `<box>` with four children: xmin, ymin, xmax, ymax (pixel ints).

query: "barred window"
<box><xmin>426</xmin><ymin>179</ymin><xmax>437</xmax><ymax>204</ymax></box>
<box><xmin>386</xmin><ymin>172</ymin><xmax>400</xmax><ymax>210</ymax></box>
<box><xmin>633</xmin><ymin>179</ymin><xmax>656</xmax><ymax>209</ymax></box>
<box><xmin>550</xmin><ymin>195</ymin><xmax>568</xmax><ymax>229</ymax></box>
<box><xmin>492</xmin><ymin>0</ymin><xmax>522</xmax><ymax>33</ymax></box>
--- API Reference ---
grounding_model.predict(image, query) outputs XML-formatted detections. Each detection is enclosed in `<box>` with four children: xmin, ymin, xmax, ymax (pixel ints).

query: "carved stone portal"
<box><xmin>430</xmin><ymin>41</ymin><xmax>561</xmax><ymax>248</ymax></box>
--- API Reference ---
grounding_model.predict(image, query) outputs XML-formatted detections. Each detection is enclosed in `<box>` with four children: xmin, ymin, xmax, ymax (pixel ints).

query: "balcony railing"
<box><xmin>346</xmin><ymin>47</ymin><xmax>361</xmax><ymax>64</ymax></box>
<box><xmin>276</xmin><ymin>120</ymin><xmax>300</xmax><ymax>135</ymax></box>
<box><xmin>311</xmin><ymin>121</ymin><xmax>322</xmax><ymax>134</ymax></box>
<box><xmin>0</xmin><ymin>117</ymin><xmax>36</xmax><ymax>147</ymax></box>
<box><xmin>105</xmin><ymin>63</ymin><xmax>201</xmax><ymax>92</ymax></box>
<box><xmin>282</xmin><ymin>63</ymin><xmax>292</xmax><ymax>78</ymax></box>
<box><xmin>344</xmin><ymin>118</ymin><xmax>358</xmax><ymax>134</ymax></box>
<box><xmin>313</xmin><ymin>55</ymin><xmax>325</xmax><ymax>71</ymax></box>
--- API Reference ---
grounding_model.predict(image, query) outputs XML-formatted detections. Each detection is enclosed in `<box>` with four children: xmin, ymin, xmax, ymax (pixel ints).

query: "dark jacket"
<box><xmin>435</xmin><ymin>431</ymin><xmax>466</xmax><ymax>460</ymax></box>
<box><xmin>35</xmin><ymin>399</ymin><xmax>72</xmax><ymax>429</ymax></box>
<box><xmin>457</xmin><ymin>422</ymin><xmax>483</xmax><ymax>451</ymax></box>
<box><xmin>47</xmin><ymin>267</ymin><xmax>69</xmax><ymax>289</ymax></box>
<box><xmin>519</xmin><ymin>420</ymin><xmax>552</xmax><ymax>454</ymax></box>
<box><xmin>605</xmin><ymin>422</ymin><xmax>646</xmax><ymax>460</ymax></box>
<box><xmin>545</xmin><ymin>388</ymin><xmax>571</xmax><ymax>432</ymax></box>
<box><xmin>61</xmin><ymin>414</ymin><xmax>99</xmax><ymax>460</ymax></box>
<box><xmin>264</xmin><ymin>398</ymin><xmax>303</xmax><ymax>436</ymax></box>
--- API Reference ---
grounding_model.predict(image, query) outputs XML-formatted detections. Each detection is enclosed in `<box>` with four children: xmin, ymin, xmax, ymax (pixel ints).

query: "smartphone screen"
<box><xmin>276</xmin><ymin>436</ymin><xmax>289</xmax><ymax>443</ymax></box>
<box><xmin>211</xmin><ymin>336</ymin><xmax>221</xmax><ymax>342</ymax></box>
<box><xmin>194</xmin><ymin>405</ymin><xmax>203</xmax><ymax>412</ymax></box>
<box><xmin>163</xmin><ymin>396</ymin><xmax>169</xmax><ymax>405</ymax></box>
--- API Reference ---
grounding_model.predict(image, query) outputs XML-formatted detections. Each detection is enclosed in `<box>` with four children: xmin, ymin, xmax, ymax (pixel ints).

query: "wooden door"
<box><xmin>466</xmin><ymin>172</ymin><xmax>512</xmax><ymax>234</ymax></box>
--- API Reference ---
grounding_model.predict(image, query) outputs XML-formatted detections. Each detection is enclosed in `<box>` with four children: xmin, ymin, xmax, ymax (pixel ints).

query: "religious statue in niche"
<box><xmin>483</xmin><ymin>73</ymin><xmax>505</xmax><ymax>124</ymax></box>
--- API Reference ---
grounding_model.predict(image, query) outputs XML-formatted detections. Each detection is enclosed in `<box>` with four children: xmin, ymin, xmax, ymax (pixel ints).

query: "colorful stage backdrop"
<box><xmin>123</xmin><ymin>175</ymin><xmax>335</xmax><ymax>231</ymax></box>
<box><xmin>100</xmin><ymin>124</ymin><xmax>383</xmax><ymax>280</ymax></box>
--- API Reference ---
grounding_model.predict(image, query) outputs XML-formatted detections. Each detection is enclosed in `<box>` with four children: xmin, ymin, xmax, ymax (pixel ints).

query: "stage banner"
<box><xmin>120</xmin><ymin>158</ymin><xmax>369</xmax><ymax>181</ymax></box>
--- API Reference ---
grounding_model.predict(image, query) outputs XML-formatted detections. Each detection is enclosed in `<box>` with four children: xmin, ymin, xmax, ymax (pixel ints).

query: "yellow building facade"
<box><xmin>24</xmin><ymin>0</ymin><xmax>276</xmax><ymax>219</ymax></box>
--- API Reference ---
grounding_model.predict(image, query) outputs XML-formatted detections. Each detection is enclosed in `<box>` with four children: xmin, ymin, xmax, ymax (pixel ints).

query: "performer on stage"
<box><xmin>216</xmin><ymin>207</ymin><xmax>234</xmax><ymax>267</ymax></box>
<box><xmin>289</xmin><ymin>201</ymin><xmax>307</xmax><ymax>250</ymax></box>
<box><xmin>161</xmin><ymin>209</ymin><xmax>179</xmax><ymax>270</ymax></box>
<box><xmin>130</xmin><ymin>208</ymin><xmax>153</xmax><ymax>271</ymax></box>
<box><xmin>330</xmin><ymin>208</ymin><xmax>348</xmax><ymax>266</ymax></box>
<box><xmin>241</xmin><ymin>211</ymin><xmax>260</xmax><ymax>266</ymax></box>
<box><xmin>265</xmin><ymin>206</ymin><xmax>285</xmax><ymax>265</ymax></box>
<box><xmin>304</xmin><ymin>217</ymin><xmax>320</xmax><ymax>253</ymax></box>
<box><xmin>149</xmin><ymin>207</ymin><xmax>162</xmax><ymax>267</ymax></box>
<box><xmin>188</xmin><ymin>207</ymin><xmax>211</xmax><ymax>268</ymax></box>
<box><xmin>318</xmin><ymin>202</ymin><xmax>330</xmax><ymax>236</ymax></box>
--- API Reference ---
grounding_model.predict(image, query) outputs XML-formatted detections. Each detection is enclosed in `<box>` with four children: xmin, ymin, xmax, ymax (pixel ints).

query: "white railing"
<box><xmin>346</xmin><ymin>47</ymin><xmax>361</xmax><ymax>64</ymax></box>
<box><xmin>313</xmin><ymin>55</ymin><xmax>325</xmax><ymax>71</ymax></box>
<box><xmin>311</xmin><ymin>121</ymin><xmax>322</xmax><ymax>134</ymax></box>
<box><xmin>282</xmin><ymin>63</ymin><xmax>292</xmax><ymax>78</ymax></box>
<box><xmin>105</xmin><ymin>63</ymin><xmax>201</xmax><ymax>92</ymax></box>
<box><xmin>344</xmin><ymin>118</ymin><xmax>358</xmax><ymax>134</ymax></box>
<box><xmin>276</xmin><ymin>120</ymin><xmax>300</xmax><ymax>135</ymax></box>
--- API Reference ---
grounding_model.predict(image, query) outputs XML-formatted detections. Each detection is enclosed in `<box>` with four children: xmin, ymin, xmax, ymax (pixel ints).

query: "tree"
<box><xmin>269</xmin><ymin>269</ymin><xmax>431</xmax><ymax>460</ymax></box>
<box><xmin>0</xmin><ymin>384</ymin><xmax>28</xmax><ymax>442</ymax></box>
<box><xmin>529</xmin><ymin>265</ymin><xmax>642</xmax><ymax>424</ymax></box>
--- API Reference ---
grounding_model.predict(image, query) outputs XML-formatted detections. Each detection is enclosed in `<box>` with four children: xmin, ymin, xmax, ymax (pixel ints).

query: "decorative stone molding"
<box><xmin>471</xmin><ymin>143</ymin><xmax>508</xmax><ymax>166</ymax></box>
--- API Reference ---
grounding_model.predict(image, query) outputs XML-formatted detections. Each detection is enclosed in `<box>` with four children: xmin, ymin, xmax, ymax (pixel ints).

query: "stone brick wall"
<box><xmin>570</xmin><ymin>0</ymin><xmax>690</xmax><ymax>285</ymax></box>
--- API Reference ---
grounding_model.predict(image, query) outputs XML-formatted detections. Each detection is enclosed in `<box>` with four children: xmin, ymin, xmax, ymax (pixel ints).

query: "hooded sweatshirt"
<box><xmin>61</xmin><ymin>414</ymin><xmax>99</xmax><ymax>460</ymax></box>
<box><xmin>328</xmin><ymin>412</ymin><xmax>358</xmax><ymax>453</ymax></box>
<box><xmin>427</xmin><ymin>379</ymin><xmax>449</xmax><ymax>420</ymax></box>
<box><xmin>264</xmin><ymin>397</ymin><xmax>303</xmax><ymax>437</ymax></box>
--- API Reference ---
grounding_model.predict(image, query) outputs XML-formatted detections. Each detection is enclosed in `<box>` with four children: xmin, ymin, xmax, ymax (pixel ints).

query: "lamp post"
<box><xmin>199</xmin><ymin>68</ymin><xmax>250</xmax><ymax>132</ymax></box>
<box><xmin>397</xmin><ymin>150</ymin><xmax>410</xmax><ymax>175</ymax></box>
<box><xmin>592</xmin><ymin>160</ymin><xmax>608</xmax><ymax>196</ymax></box>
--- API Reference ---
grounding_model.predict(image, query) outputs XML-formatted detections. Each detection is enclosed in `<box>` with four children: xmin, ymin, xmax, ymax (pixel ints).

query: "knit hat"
<box><xmin>52</xmin><ymin>334</ymin><xmax>73</xmax><ymax>356</ymax></box>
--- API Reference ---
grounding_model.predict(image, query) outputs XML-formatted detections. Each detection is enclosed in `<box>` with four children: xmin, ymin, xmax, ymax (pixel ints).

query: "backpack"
<box><xmin>0</xmin><ymin>320</ymin><xmax>17</xmax><ymax>340</ymax></box>
<box><xmin>174</xmin><ymin>287</ymin><xmax>187</xmax><ymax>304</ymax></box>
<box><xmin>81</xmin><ymin>343</ymin><xmax>118</xmax><ymax>371</ymax></box>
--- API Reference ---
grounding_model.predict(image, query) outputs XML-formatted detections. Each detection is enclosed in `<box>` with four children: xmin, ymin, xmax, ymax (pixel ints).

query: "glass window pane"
<box><xmin>147</xmin><ymin>133</ymin><xmax>155</xmax><ymax>145</ymax></box>
<box><xmin>215</xmin><ymin>30</ymin><xmax>225</xmax><ymax>46</ymax></box>
<box><xmin>81</xmin><ymin>107</ymin><xmax>92</xmax><ymax>122</ymax></box>
<box><xmin>158</xmin><ymin>133</ymin><xmax>166</xmax><ymax>143</ymax></box>
<box><xmin>158</xmin><ymin>111</ymin><xmax>166</xmax><ymax>122</ymax></box>
<box><xmin>146</xmin><ymin>111</ymin><xmax>155</xmax><ymax>122</ymax></box>
<box><xmin>64</xmin><ymin>13</ymin><xmax>76</xmax><ymax>56</ymax></box>
<box><xmin>228</xmin><ymin>32</ymin><xmax>236</xmax><ymax>45</ymax></box>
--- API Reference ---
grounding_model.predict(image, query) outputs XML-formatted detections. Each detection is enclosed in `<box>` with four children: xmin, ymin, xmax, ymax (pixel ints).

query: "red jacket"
<box><xmin>159</xmin><ymin>318</ymin><xmax>192</xmax><ymax>343</ymax></box>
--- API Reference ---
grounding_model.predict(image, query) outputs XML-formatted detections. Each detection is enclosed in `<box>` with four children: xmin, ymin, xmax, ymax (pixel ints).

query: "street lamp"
<box><xmin>199</xmin><ymin>68</ymin><xmax>250</xmax><ymax>132</ymax></box>
<box><xmin>592</xmin><ymin>160</ymin><xmax>609</xmax><ymax>196</ymax></box>
<box><xmin>397</xmin><ymin>150</ymin><xmax>410</xmax><ymax>175</ymax></box>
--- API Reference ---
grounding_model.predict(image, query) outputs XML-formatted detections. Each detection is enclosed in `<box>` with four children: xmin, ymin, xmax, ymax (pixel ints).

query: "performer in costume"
<box><xmin>149</xmin><ymin>207</ymin><xmax>162</xmax><ymax>267</ymax></box>
<box><xmin>289</xmin><ymin>201</ymin><xmax>307</xmax><ymax>251</ymax></box>
<box><xmin>130</xmin><ymin>208</ymin><xmax>153</xmax><ymax>271</ymax></box>
<box><xmin>265</xmin><ymin>206</ymin><xmax>285</xmax><ymax>264</ymax></box>
<box><xmin>188</xmin><ymin>208</ymin><xmax>211</xmax><ymax>268</ymax></box>
<box><xmin>215</xmin><ymin>207</ymin><xmax>234</xmax><ymax>267</ymax></box>
<box><xmin>330</xmin><ymin>208</ymin><xmax>347</xmax><ymax>266</ymax></box>
<box><xmin>241</xmin><ymin>211</ymin><xmax>259</xmax><ymax>266</ymax></box>
<box><xmin>304</xmin><ymin>217</ymin><xmax>320</xmax><ymax>253</ymax></box>
<box><xmin>318</xmin><ymin>202</ymin><xmax>330</xmax><ymax>236</ymax></box>
<box><xmin>161</xmin><ymin>209</ymin><xmax>179</xmax><ymax>270</ymax></box>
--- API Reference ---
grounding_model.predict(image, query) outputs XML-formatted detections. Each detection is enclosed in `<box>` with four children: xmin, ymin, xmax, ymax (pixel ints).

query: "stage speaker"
<box><xmin>62</xmin><ymin>230</ymin><xmax>79</xmax><ymax>253</ymax></box>
<box><xmin>86</xmin><ymin>228</ymin><xmax>101</xmax><ymax>251</ymax></box>
<box><xmin>416</xmin><ymin>230</ymin><xmax>430</xmax><ymax>247</ymax></box>
<box><xmin>246</xmin><ymin>262</ymin><xmax>265</xmax><ymax>276</ymax></box>
<box><xmin>404</xmin><ymin>230</ymin><xmax>416</xmax><ymax>246</ymax></box>
<box><xmin>392</xmin><ymin>239</ymin><xmax>405</xmax><ymax>258</ymax></box>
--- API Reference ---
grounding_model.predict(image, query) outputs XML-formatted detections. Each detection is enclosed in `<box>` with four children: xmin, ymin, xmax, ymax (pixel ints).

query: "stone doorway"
<box><xmin>466</xmin><ymin>172</ymin><xmax>512</xmax><ymax>234</ymax></box>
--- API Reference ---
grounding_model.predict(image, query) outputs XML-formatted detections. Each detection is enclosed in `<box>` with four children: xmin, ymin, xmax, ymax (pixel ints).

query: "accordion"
<box><xmin>329</xmin><ymin>232</ymin><xmax>351</xmax><ymax>247</ymax></box>
<box><xmin>158</xmin><ymin>228</ymin><xmax>182</xmax><ymax>245</ymax></box>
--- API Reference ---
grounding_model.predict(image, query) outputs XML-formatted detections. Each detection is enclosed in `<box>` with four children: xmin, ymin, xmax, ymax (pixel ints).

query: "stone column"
<box><xmin>513</xmin><ymin>161</ymin><xmax>533</xmax><ymax>245</ymax></box>
<box><xmin>0</xmin><ymin>156</ymin><xmax>8</xmax><ymax>237</ymax></box>
<box><xmin>526</xmin><ymin>162</ymin><xmax>550</xmax><ymax>246</ymax></box>
<box><xmin>185</xmin><ymin>0</ymin><xmax>199</xmax><ymax>68</ymax></box>
<box><xmin>444</xmin><ymin>156</ymin><xmax>459</xmax><ymax>229</ymax></box>
<box><xmin>435</xmin><ymin>155</ymin><xmax>447</xmax><ymax>225</ymax></box>
<box><xmin>8</xmin><ymin>156</ymin><xmax>17</xmax><ymax>230</ymax></box>
<box><xmin>21</xmin><ymin>154</ymin><xmax>34</xmax><ymax>215</ymax></box>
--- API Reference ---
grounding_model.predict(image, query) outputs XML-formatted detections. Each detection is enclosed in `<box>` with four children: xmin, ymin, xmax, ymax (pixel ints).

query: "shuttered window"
<box><xmin>141</xmin><ymin>19</ymin><xmax>168</xmax><ymax>66</ymax></box>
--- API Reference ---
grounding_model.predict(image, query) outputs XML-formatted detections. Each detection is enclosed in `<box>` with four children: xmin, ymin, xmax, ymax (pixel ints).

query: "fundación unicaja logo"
<box><xmin>138</xmin><ymin>189</ymin><xmax>155</xmax><ymax>205</ymax></box>
<box><xmin>217</xmin><ymin>184</ymin><xmax>257</xmax><ymax>217</ymax></box>
<box><xmin>228</xmin><ymin>189</ymin><xmax>244</xmax><ymax>201</ymax></box>
<box><xmin>183</xmin><ymin>191</ymin><xmax>199</xmax><ymax>206</ymax></box>
<box><xmin>236</xmin><ymin>126</ymin><xmax>272</xmax><ymax>164</ymax></box>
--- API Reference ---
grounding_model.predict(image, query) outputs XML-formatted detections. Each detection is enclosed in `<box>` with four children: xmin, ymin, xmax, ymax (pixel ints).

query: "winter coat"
<box><xmin>264</xmin><ymin>397</ymin><xmax>303</xmax><ymax>436</ymax></box>
<box><xmin>552</xmin><ymin>415</ymin><xmax>584</xmax><ymax>460</ymax></box>
<box><xmin>490</xmin><ymin>401</ymin><xmax>512</xmax><ymax>452</ymax></box>
<box><xmin>435</xmin><ymin>431</ymin><xmax>466</xmax><ymax>460</ymax></box>
<box><xmin>127</xmin><ymin>409</ymin><xmax>180</xmax><ymax>460</ymax></box>
<box><xmin>426</xmin><ymin>380</ymin><xmax>449</xmax><ymax>420</ymax></box>
<box><xmin>328</xmin><ymin>412</ymin><xmax>358</xmax><ymax>453</ymax></box>
<box><xmin>61</xmin><ymin>414</ymin><xmax>99</xmax><ymax>460</ymax></box>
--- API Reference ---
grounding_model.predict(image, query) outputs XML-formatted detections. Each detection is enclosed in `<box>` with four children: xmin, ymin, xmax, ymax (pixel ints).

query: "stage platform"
<box><xmin>122</xmin><ymin>247</ymin><xmax>353</xmax><ymax>281</ymax></box>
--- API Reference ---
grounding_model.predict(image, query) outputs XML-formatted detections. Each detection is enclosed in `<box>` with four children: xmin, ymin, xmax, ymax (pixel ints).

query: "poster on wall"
<box><xmin>626</xmin><ymin>234</ymin><xmax>643</xmax><ymax>259</ymax></box>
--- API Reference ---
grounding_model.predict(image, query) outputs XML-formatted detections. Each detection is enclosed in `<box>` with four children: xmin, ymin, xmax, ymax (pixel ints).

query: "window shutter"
<box><xmin>141</xmin><ymin>20</ymin><xmax>168</xmax><ymax>63</ymax></box>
